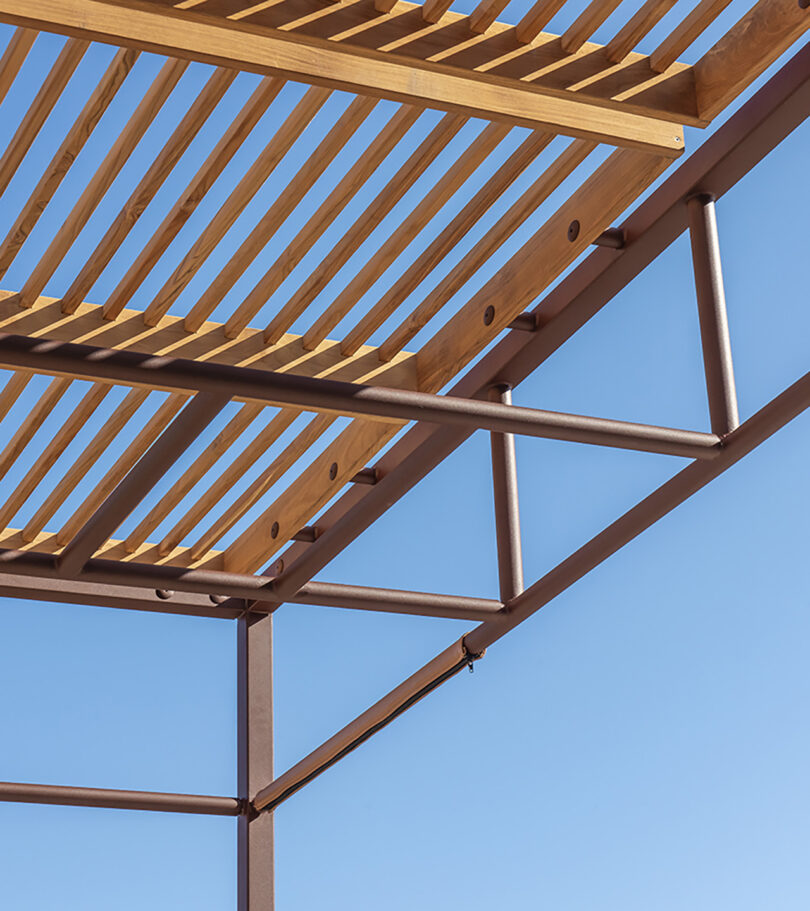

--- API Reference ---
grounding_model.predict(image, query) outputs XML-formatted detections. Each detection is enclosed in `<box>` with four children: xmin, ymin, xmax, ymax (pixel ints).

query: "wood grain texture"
<box><xmin>694</xmin><ymin>0</ymin><xmax>810</xmax><ymax>120</ymax></box>
<box><xmin>649</xmin><ymin>0</ymin><xmax>733</xmax><ymax>73</ymax></box>
<box><xmin>184</xmin><ymin>94</ymin><xmax>378</xmax><ymax>333</ymax></box>
<box><xmin>101</xmin><ymin>76</ymin><xmax>284</xmax><ymax>320</ymax></box>
<box><xmin>605</xmin><ymin>0</ymin><xmax>678</xmax><ymax>63</ymax></box>
<box><xmin>0</xmin><ymin>0</ymin><xmax>686</xmax><ymax>152</ymax></box>
<box><xmin>61</xmin><ymin>66</ymin><xmax>238</xmax><ymax>314</ymax></box>
<box><xmin>143</xmin><ymin>85</ymin><xmax>330</xmax><ymax>327</ymax></box>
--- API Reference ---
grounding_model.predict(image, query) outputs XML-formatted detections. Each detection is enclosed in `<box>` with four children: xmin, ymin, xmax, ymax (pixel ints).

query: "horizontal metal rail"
<box><xmin>254</xmin><ymin>369</ymin><xmax>810</xmax><ymax>813</ymax></box>
<box><xmin>0</xmin><ymin>334</ymin><xmax>719</xmax><ymax>459</ymax></box>
<box><xmin>0</xmin><ymin>551</ymin><xmax>503</xmax><ymax>621</ymax></box>
<box><xmin>0</xmin><ymin>781</ymin><xmax>242</xmax><ymax>816</ymax></box>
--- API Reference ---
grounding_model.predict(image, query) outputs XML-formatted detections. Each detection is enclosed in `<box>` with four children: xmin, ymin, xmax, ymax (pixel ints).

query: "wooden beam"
<box><xmin>0</xmin><ymin>0</ymin><xmax>686</xmax><ymax>154</ymax></box>
<box><xmin>694</xmin><ymin>0</ymin><xmax>810</xmax><ymax>121</ymax></box>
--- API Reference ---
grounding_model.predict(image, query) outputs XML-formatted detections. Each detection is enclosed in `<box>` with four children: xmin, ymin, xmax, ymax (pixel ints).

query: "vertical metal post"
<box><xmin>238</xmin><ymin>611</ymin><xmax>274</xmax><ymax>911</ymax></box>
<box><xmin>687</xmin><ymin>193</ymin><xmax>739</xmax><ymax>435</ymax></box>
<box><xmin>488</xmin><ymin>383</ymin><xmax>524</xmax><ymax>603</ymax></box>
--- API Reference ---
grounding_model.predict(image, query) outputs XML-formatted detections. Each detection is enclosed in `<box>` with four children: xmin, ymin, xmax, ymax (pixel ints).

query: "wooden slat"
<box><xmin>123</xmin><ymin>402</ymin><xmax>264</xmax><ymax>552</ymax></box>
<box><xmin>649</xmin><ymin>0</ymin><xmax>733</xmax><ymax>73</ymax></box>
<box><xmin>0</xmin><ymin>0</ymin><xmax>686</xmax><ymax>154</ymax></box>
<box><xmin>0</xmin><ymin>28</ymin><xmax>36</xmax><ymax>106</ymax></box>
<box><xmin>189</xmin><ymin>413</ymin><xmax>335</xmax><ymax>560</ymax></box>
<box><xmin>21</xmin><ymin>387</ymin><xmax>149</xmax><ymax>541</ymax></box>
<box><xmin>0</xmin><ymin>371</ymin><xmax>30</xmax><ymax>423</ymax></box>
<box><xmin>101</xmin><ymin>76</ymin><xmax>284</xmax><ymax>320</ymax></box>
<box><xmin>515</xmin><ymin>0</ymin><xmax>567</xmax><ymax>43</ymax></box>
<box><xmin>347</xmin><ymin>131</ymin><xmax>553</xmax><ymax>360</ymax></box>
<box><xmin>378</xmin><ymin>138</ymin><xmax>594</xmax><ymax>360</ymax></box>
<box><xmin>0</xmin><ymin>291</ymin><xmax>419</xmax><ymax>391</ymax></box>
<box><xmin>0</xmin><ymin>383</ymin><xmax>111</xmax><ymax>530</ymax></box>
<box><xmin>326</xmin><ymin>121</ymin><xmax>512</xmax><ymax>355</ymax></box>
<box><xmin>0</xmin><ymin>47</ymin><xmax>138</xmax><ymax>282</ymax></box>
<box><xmin>183</xmin><ymin>94</ymin><xmax>378</xmax><ymax>332</ymax></box>
<box><xmin>469</xmin><ymin>0</ymin><xmax>511</xmax><ymax>35</ymax></box>
<box><xmin>19</xmin><ymin>58</ymin><xmax>188</xmax><ymax>308</ymax></box>
<box><xmin>561</xmin><ymin>0</ymin><xmax>624</xmax><ymax>54</ymax></box>
<box><xmin>0</xmin><ymin>377</ymin><xmax>72</xmax><ymax>483</ymax></box>
<box><xmin>61</xmin><ymin>66</ymin><xmax>238</xmax><ymax>314</ymax></box>
<box><xmin>226</xmin><ymin>105</ymin><xmax>421</xmax><ymax>341</ymax></box>
<box><xmin>259</xmin><ymin>109</ymin><xmax>461</xmax><ymax>345</ymax></box>
<box><xmin>694</xmin><ymin>0</ymin><xmax>810</xmax><ymax>120</ymax></box>
<box><xmin>142</xmin><ymin>85</ymin><xmax>331</xmax><ymax>327</ymax></box>
<box><xmin>158</xmin><ymin>408</ymin><xmax>300</xmax><ymax>556</ymax></box>
<box><xmin>0</xmin><ymin>38</ymin><xmax>88</xmax><ymax>203</ymax></box>
<box><xmin>421</xmin><ymin>0</ymin><xmax>454</xmax><ymax>24</ymax></box>
<box><xmin>55</xmin><ymin>393</ymin><xmax>189</xmax><ymax>547</ymax></box>
<box><xmin>605</xmin><ymin>0</ymin><xmax>678</xmax><ymax>63</ymax></box>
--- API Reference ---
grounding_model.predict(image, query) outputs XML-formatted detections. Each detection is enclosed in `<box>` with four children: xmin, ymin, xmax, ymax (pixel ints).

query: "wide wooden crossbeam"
<box><xmin>0</xmin><ymin>0</ymin><xmax>686</xmax><ymax>155</ymax></box>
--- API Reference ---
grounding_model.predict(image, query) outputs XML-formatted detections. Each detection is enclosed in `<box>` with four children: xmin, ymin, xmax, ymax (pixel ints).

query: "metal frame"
<box><xmin>0</xmin><ymin>30</ymin><xmax>807</xmax><ymax>911</ymax></box>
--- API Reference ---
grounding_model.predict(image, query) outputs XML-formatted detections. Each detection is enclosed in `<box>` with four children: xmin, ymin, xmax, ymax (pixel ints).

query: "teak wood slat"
<box><xmin>0</xmin><ymin>28</ymin><xmax>36</xmax><ymax>107</ymax></box>
<box><xmin>260</xmin><ymin>110</ymin><xmax>460</xmax><ymax>345</ymax></box>
<box><xmin>20</xmin><ymin>58</ymin><xmax>188</xmax><ymax>308</ymax></box>
<box><xmin>308</xmin><ymin>121</ymin><xmax>509</xmax><ymax>354</ymax></box>
<box><xmin>0</xmin><ymin>371</ymin><xmax>30</xmax><ymax>423</ymax></box>
<box><xmin>378</xmin><ymin>138</ymin><xmax>594</xmax><ymax>361</ymax></box>
<box><xmin>0</xmin><ymin>0</ymin><xmax>686</xmax><ymax>154</ymax></box>
<box><xmin>60</xmin><ymin>66</ymin><xmax>238</xmax><ymax>314</ymax></box>
<box><xmin>469</xmin><ymin>0</ymin><xmax>512</xmax><ymax>35</ymax></box>
<box><xmin>102</xmin><ymin>76</ymin><xmax>285</xmax><ymax>320</ymax></box>
<box><xmin>420</xmin><ymin>0</ymin><xmax>454</xmax><ymax>24</ymax></box>
<box><xmin>605</xmin><ymin>0</ymin><xmax>678</xmax><ymax>63</ymax></box>
<box><xmin>0</xmin><ymin>47</ymin><xmax>139</xmax><ymax>282</ymax></box>
<box><xmin>345</xmin><ymin>131</ymin><xmax>553</xmax><ymax>360</ymax></box>
<box><xmin>560</xmin><ymin>0</ymin><xmax>624</xmax><ymax>54</ymax></box>
<box><xmin>143</xmin><ymin>85</ymin><xmax>331</xmax><ymax>327</ymax></box>
<box><xmin>650</xmin><ymin>0</ymin><xmax>734</xmax><ymax>73</ymax></box>
<box><xmin>224</xmin><ymin>105</ymin><xmax>422</xmax><ymax>340</ymax></box>
<box><xmin>515</xmin><ymin>0</ymin><xmax>568</xmax><ymax>43</ymax></box>
<box><xmin>184</xmin><ymin>94</ymin><xmax>379</xmax><ymax>333</ymax></box>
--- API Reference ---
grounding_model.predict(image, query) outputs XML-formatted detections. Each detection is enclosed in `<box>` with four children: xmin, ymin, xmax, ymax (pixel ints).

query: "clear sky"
<box><xmin>0</xmin><ymin>2</ymin><xmax>807</xmax><ymax>909</ymax></box>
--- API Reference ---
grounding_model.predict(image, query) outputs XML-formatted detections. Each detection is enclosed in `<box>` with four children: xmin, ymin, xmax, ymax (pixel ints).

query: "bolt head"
<box><xmin>567</xmin><ymin>219</ymin><xmax>580</xmax><ymax>242</ymax></box>
<box><xmin>483</xmin><ymin>305</ymin><xmax>495</xmax><ymax>326</ymax></box>
<box><xmin>329</xmin><ymin>462</ymin><xmax>338</xmax><ymax>481</ymax></box>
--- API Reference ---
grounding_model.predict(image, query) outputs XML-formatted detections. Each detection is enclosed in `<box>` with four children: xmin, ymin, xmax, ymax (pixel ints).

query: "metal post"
<box><xmin>687</xmin><ymin>193</ymin><xmax>739</xmax><ymax>435</ymax></box>
<box><xmin>238</xmin><ymin>611</ymin><xmax>274</xmax><ymax>911</ymax></box>
<box><xmin>489</xmin><ymin>384</ymin><xmax>524</xmax><ymax>603</ymax></box>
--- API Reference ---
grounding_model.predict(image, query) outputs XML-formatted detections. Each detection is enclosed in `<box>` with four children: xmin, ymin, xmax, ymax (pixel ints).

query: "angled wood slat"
<box><xmin>470</xmin><ymin>0</ymin><xmax>512</xmax><ymax>35</ymax></box>
<box><xmin>22</xmin><ymin>387</ymin><xmax>150</xmax><ymax>542</ymax></box>
<box><xmin>158</xmin><ymin>409</ymin><xmax>300</xmax><ymax>556</ymax></box>
<box><xmin>260</xmin><ymin>110</ymin><xmax>463</xmax><ymax>345</ymax></box>
<box><xmin>0</xmin><ymin>371</ymin><xmax>30</xmax><ymax>423</ymax></box>
<box><xmin>343</xmin><ymin>131</ymin><xmax>552</xmax><ymax>359</ymax></box>
<box><xmin>226</xmin><ymin>105</ymin><xmax>422</xmax><ymax>341</ymax></box>
<box><xmin>102</xmin><ymin>76</ymin><xmax>284</xmax><ymax>320</ymax></box>
<box><xmin>605</xmin><ymin>0</ymin><xmax>678</xmax><ymax>64</ymax></box>
<box><xmin>561</xmin><ymin>0</ymin><xmax>624</xmax><ymax>54</ymax></box>
<box><xmin>650</xmin><ymin>0</ymin><xmax>734</xmax><ymax>73</ymax></box>
<box><xmin>20</xmin><ymin>57</ymin><xmax>188</xmax><ymax>308</ymax></box>
<box><xmin>515</xmin><ymin>0</ymin><xmax>568</xmax><ymax>43</ymax></box>
<box><xmin>0</xmin><ymin>38</ymin><xmax>89</xmax><ymax>206</ymax></box>
<box><xmin>190</xmin><ymin>412</ymin><xmax>336</xmax><ymax>560</ymax></box>
<box><xmin>327</xmin><ymin>121</ymin><xmax>512</xmax><ymax>356</ymax></box>
<box><xmin>123</xmin><ymin>402</ymin><xmax>264</xmax><ymax>552</ymax></box>
<box><xmin>143</xmin><ymin>85</ymin><xmax>331</xmax><ymax>327</ymax></box>
<box><xmin>0</xmin><ymin>383</ymin><xmax>111</xmax><ymax>530</ymax></box>
<box><xmin>378</xmin><ymin>138</ymin><xmax>595</xmax><ymax>361</ymax></box>
<box><xmin>184</xmin><ymin>93</ymin><xmax>378</xmax><ymax>332</ymax></box>
<box><xmin>0</xmin><ymin>28</ymin><xmax>36</xmax><ymax>106</ymax></box>
<box><xmin>0</xmin><ymin>376</ymin><xmax>72</xmax><ymax>483</ymax></box>
<box><xmin>0</xmin><ymin>46</ymin><xmax>139</xmax><ymax>283</ymax></box>
<box><xmin>0</xmin><ymin>0</ymin><xmax>687</xmax><ymax>154</ymax></box>
<box><xmin>421</xmin><ymin>0</ymin><xmax>454</xmax><ymax>24</ymax></box>
<box><xmin>61</xmin><ymin>66</ymin><xmax>238</xmax><ymax>314</ymax></box>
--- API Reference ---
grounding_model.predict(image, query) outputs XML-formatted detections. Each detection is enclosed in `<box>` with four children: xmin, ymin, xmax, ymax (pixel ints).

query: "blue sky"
<box><xmin>0</xmin><ymin>2</ymin><xmax>808</xmax><ymax>908</ymax></box>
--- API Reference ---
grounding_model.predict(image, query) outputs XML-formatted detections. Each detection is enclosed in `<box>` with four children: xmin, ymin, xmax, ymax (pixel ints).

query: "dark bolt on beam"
<box><xmin>488</xmin><ymin>384</ymin><xmax>524</xmax><ymax>603</ymax></box>
<box><xmin>0</xmin><ymin>335</ymin><xmax>718</xmax><ymax>459</ymax></box>
<box><xmin>0</xmin><ymin>781</ymin><xmax>242</xmax><ymax>816</ymax></box>
<box><xmin>687</xmin><ymin>193</ymin><xmax>740</xmax><ymax>435</ymax></box>
<box><xmin>58</xmin><ymin>392</ymin><xmax>230</xmax><ymax>576</ymax></box>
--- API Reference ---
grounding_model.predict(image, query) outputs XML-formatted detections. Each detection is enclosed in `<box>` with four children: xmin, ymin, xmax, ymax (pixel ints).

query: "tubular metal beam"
<box><xmin>238</xmin><ymin>612</ymin><xmax>274</xmax><ymax>911</ymax></box>
<box><xmin>257</xmin><ymin>370</ymin><xmax>810</xmax><ymax>813</ymax></box>
<box><xmin>58</xmin><ymin>392</ymin><xmax>230</xmax><ymax>576</ymax></box>
<box><xmin>0</xmin><ymin>334</ymin><xmax>720</xmax><ymax>460</ymax></box>
<box><xmin>687</xmin><ymin>193</ymin><xmax>740</xmax><ymax>435</ymax></box>
<box><xmin>488</xmin><ymin>384</ymin><xmax>524</xmax><ymax>603</ymax></box>
<box><xmin>0</xmin><ymin>781</ymin><xmax>242</xmax><ymax>815</ymax></box>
